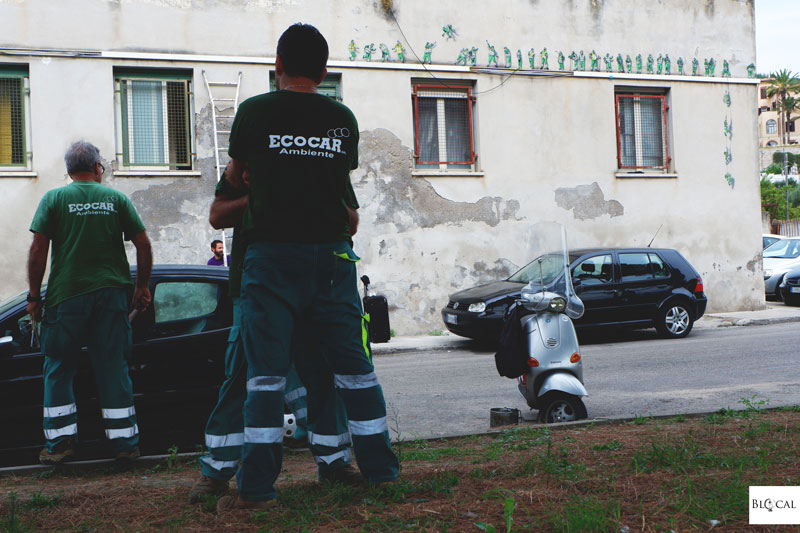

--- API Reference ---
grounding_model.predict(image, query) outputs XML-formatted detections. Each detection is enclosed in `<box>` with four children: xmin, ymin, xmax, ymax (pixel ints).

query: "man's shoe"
<box><xmin>188</xmin><ymin>475</ymin><xmax>230</xmax><ymax>503</ymax></box>
<box><xmin>216</xmin><ymin>494</ymin><xmax>276</xmax><ymax>512</ymax></box>
<box><xmin>39</xmin><ymin>438</ymin><xmax>76</xmax><ymax>466</ymax></box>
<box><xmin>114</xmin><ymin>447</ymin><xmax>140</xmax><ymax>463</ymax></box>
<box><xmin>319</xmin><ymin>464</ymin><xmax>364</xmax><ymax>486</ymax></box>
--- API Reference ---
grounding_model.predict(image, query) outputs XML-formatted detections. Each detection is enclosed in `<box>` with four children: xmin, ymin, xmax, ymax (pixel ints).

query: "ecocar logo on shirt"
<box><xmin>268</xmin><ymin>128</ymin><xmax>350</xmax><ymax>159</ymax></box>
<box><xmin>68</xmin><ymin>198</ymin><xmax>117</xmax><ymax>217</ymax></box>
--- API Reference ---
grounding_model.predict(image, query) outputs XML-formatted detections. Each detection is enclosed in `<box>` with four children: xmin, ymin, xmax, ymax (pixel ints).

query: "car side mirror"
<box><xmin>0</xmin><ymin>335</ymin><xmax>12</xmax><ymax>346</ymax></box>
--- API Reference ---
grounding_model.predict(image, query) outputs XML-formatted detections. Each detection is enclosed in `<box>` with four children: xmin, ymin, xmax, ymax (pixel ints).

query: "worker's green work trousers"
<box><xmin>238</xmin><ymin>241</ymin><xmax>399</xmax><ymax>502</ymax></box>
<box><xmin>40</xmin><ymin>287</ymin><xmax>138</xmax><ymax>454</ymax></box>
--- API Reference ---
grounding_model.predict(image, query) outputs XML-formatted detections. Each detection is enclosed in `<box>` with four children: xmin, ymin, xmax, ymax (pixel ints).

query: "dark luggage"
<box><xmin>494</xmin><ymin>303</ymin><xmax>530</xmax><ymax>378</ymax></box>
<box><xmin>361</xmin><ymin>275</ymin><xmax>391</xmax><ymax>344</ymax></box>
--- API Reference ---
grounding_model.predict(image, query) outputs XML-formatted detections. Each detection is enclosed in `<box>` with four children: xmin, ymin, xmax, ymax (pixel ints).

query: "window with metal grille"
<box><xmin>766</xmin><ymin>119</ymin><xmax>777</xmax><ymax>134</ymax></box>
<box><xmin>115</xmin><ymin>69</ymin><xmax>193</xmax><ymax>169</ymax></box>
<box><xmin>615</xmin><ymin>93</ymin><xmax>669</xmax><ymax>170</ymax></box>
<box><xmin>0</xmin><ymin>66</ymin><xmax>28</xmax><ymax>167</ymax></box>
<box><xmin>413</xmin><ymin>84</ymin><xmax>475</xmax><ymax>169</ymax></box>
<box><xmin>269</xmin><ymin>73</ymin><xmax>342</xmax><ymax>101</ymax></box>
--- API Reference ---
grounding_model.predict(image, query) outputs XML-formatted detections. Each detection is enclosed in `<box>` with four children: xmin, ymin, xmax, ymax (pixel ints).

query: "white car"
<box><xmin>763</xmin><ymin>233</ymin><xmax>785</xmax><ymax>249</ymax></box>
<box><xmin>763</xmin><ymin>237</ymin><xmax>800</xmax><ymax>299</ymax></box>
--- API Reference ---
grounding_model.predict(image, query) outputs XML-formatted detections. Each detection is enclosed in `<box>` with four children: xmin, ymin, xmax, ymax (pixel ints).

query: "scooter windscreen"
<box><xmin>518</xmin><ymin>222</ymin><xmax>585</xmax><ymax>320</ymax></box>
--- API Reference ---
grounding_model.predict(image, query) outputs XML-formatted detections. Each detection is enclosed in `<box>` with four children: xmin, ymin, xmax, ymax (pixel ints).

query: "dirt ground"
<box><xmin>1</xmin><ymin>408</ymin><xmax>798</xmax><ymax>532</ymax></box>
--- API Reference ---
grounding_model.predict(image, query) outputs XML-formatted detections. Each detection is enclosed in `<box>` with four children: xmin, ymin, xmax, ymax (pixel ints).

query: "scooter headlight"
<box><xmin>548</xmin><ymin>297</ymin><xmax>566</xmax><ymax>313</ymax></box>
<box><xmin>468</xmin><ymin>302</ymin><xmax>486</xmax><ymax>313</ymax></box>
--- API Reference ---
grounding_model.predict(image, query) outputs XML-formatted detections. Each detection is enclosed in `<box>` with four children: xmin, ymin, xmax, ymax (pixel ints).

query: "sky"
<box><xmin>755</xmin><ymin>0</ymin><xmax>800</xmax><ymax>76</ymax></box>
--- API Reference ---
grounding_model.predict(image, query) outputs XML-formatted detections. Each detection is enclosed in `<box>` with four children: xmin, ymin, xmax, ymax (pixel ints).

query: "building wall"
<box><xmin>0</xmin><ymin>0</ymin><xmax>764</xmax><ymax>334</ymax></box>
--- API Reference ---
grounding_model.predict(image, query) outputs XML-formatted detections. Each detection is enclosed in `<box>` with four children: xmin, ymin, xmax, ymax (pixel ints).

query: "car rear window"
<box><xmin>619</xmin><ymin>253</ymin><xmax>670</xmax><ymax>281</ymax></box>
<box><xmin>764</xmin><ymin>239</ymin><xmax>800</xmax><ymax>259</ymax></box>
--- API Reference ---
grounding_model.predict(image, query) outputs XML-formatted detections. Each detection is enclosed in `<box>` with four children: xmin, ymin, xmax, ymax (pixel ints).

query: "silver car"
<box><xmin>763</xmin><ymin>237</ymin><xmax>800</xmax><ymax>299</ymax></box>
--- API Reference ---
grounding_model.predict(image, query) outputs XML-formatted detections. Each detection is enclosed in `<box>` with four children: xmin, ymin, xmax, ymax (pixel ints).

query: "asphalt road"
<box><xmin>375</xmin><ymin>323</ymin><xmax>800</xmax><ymax>440</ymax></box>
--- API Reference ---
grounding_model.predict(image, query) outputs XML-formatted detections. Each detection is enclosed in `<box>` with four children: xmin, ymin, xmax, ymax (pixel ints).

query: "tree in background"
<box><xmin>765</xmin><ymin>70</ymin><xmax>800</xmax><ymax>145</ymax></box>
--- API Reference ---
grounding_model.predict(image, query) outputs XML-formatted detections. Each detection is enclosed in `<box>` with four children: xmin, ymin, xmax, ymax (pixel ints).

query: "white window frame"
<box><xmin>0</xmin><ymin>65</ymin><xmax>34</xmax><ymax>176</ymax></box>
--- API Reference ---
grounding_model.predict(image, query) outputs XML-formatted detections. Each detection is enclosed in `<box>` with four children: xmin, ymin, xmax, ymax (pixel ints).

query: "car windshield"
<box><xmin>508</xmin><ymin>253</ymin><xmax>565</xmax><ymax>284</ymax></box>
<box><xmin>0</xmin><ymin>290</ymin><xmax>27</xmax><ymax>316</ymax></box>
<box><xmin>764</xmin><ymin>239</ymin><xmax>800</xmax><ymax>259</ymax></box>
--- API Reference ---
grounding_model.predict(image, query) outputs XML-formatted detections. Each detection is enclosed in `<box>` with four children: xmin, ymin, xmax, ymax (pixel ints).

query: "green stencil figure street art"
<box><xmin>349</xmin><ymin>40</ymin><xmax>358</xmax><ymax>61</ymax></box>
<box><xmin>657</xmin><ymin>54</ymin><xmax>663</xmax><ymax>75</ymax></box>
<box><xmin>625</xmin><ymin>55</ymin><xmax>632</xmax><ymax>73</ymax></box>
<box><xmin>636</xmin><ymin>54</ymin><xmax>643</xmax><ymax>74</ymax></box>
<box><xmin>579</xmin><ymin>50</ymin><xmax>585</xmax><ymax>71</ymax></box>
<box><xmin>692</xmin><ymin>57</ymin><xmax>699</xmax><ymax>75</ymax></box>
<box><xmin>747</xmin><ymin>63</ymin><xmax>756</xmax><ymax>78</ymax></box>
<box><xmin>469</xmin><ymin>47</ymin><xmax>478</xmax><ymax>67</ymax></box>
<box><xmin>422</xmin><ymin>41</ymin><xmax>435</xmax><ymax>64</ymax></box>
<box><xmin>722</xmin><ymin>60</ymin><xmax>731</xmax><ymax>77</ymax></box>
<box><xmin>723</xmin><ymin>91</ymin><xmax>731</xmax><ymax>107</ymax></box>
<box><xmin>487</xmin><ymin>41</ymin><xmax>498</xmax><ymax>67</ymax></box>
<box><xmin>455</xmin><ymin>48</ymin><xmax>469</xmax><ymax>66</ymax></box>
<box><xmin>380</xmin><ymin>43</ymin><xmax>390</xmax><ymax>62</ymax></box>
<box><xmin>589</xmin><ymin>50</ymin><xmax>599</xmax><ymax>71</ymax></box>
<box><xmin>517</xmin><ymin>49</ymin><xmax>523</xmax><ymax>69</ymax></box>
<box><xmin>677</xmin><ymin>57</ymin><xmax>684</xmax><ymax>75</ymax></box>
<box><xmin>363</xmin><ymin>43</ymin><xmax>376</xmax><ymax>61</ymax></box>
<box><xmin>664</xmin><ymin>55</ymin><xmax>671</xmax><ymax>75</ymax></box>
<box><xmin>394</xmin><ymin>41</ymin><xmax>406</xmax><ymax>63</ymax></box>
<box><xmin>617</xmin><ymin>53</ymin><xmax>625</xmax><ymax>73</ymax></box>
<box><xmin>603</xmin><ymin>53</ymin><xmax>613</xmax><ymax>72</ymax></box>
<box><xmin>528</xmin><ymin>48</ymin><xmax>536</xmax><ymax>69</ymax></box>
<box><xmin>704</xmin><ymin>58</ymin><xmax>709</xmax><ymax>76</ymax></box>
<box><xmin>540</xmin><ymin>47</ymin><xmax>549</xmax><ymax>69</ymax></box>
<box><xmin>709</xmin><ymin>58</ymin><xmax>716</xmax><ymax>76</ymax></box>
<box><xmin>558</xmin><ymin>51</ymin><xmax>565</xmax><ymax>71</ymax></box>
<box><xmin>724</xmin><ymin>148</ymin><xmax>732</xmax><ymax>165</ymax></box>
<box><xmin>442</xmin><ymin>24</ymin><xmax>456</xmax><ymax>40</ymax></box>
<box><xmin>725</xmin><ymin>172</ymin><xmax>734</xmax><ymax>188</ymax></box>
<box><xmin>569</xmin><ymin>51</ymin><xmax>579</xmax><ymax>70</ymax></box>
<box><xmin>504</xmin><ymin>47</ymin><xmax>512</xmax><ymax>68</ymax></box>
<box><xmin>724</xmin><ymin>117</ymin><xmax>732</xmax><ymax>138</ymax></box>
<box><xmin>647</xmin><ymin>54</ymin><xmax>654</xmax><ymax>74</ymax></box>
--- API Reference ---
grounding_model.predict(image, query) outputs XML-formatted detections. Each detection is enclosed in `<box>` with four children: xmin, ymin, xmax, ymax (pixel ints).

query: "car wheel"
<box><xmin>537</xmin><ymin>392</ymin><xmax>587</xmax><ymax>423</ymax></box>
<box><xmin>656</xmin><ymin>301</ymin><xmax>694</xmax><ymax>338</ymax></box>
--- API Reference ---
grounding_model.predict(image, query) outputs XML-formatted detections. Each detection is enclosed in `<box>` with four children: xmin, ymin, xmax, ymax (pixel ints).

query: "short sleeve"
<box><xmin>29</xmin><ymin>193</ymin><xmax>54</xmax><ymax>237</ymax></box>
<box><xmin>119</xmin><ymin>195</ymin><xmax>146</xmax><ymax>240</ymax></box>
<box><xmin>227</xmin><ymin>99</ymin><xmax>251</xmax><ymax>161</ymax></box>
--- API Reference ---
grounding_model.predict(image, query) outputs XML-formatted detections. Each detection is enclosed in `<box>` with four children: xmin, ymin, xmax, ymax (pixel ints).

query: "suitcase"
<box><xmin>361</xmin><ymin>275</ymin><xmax>391</xmax><ymax>343</ymax></box>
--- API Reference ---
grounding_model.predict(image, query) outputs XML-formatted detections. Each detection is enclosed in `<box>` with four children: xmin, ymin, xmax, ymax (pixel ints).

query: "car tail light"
<box><xmin>570</xmin><ymin>353</ymin><xmax>581</xmax><ymax>363</ymax></box>
<box><xmin>527</xmin><ymin>358</ymin><xmax>539</xmax><ymax>367</ymax></box>
<box><xmin>694</xmin><ymin>277</ymin><xmax>704</xmax><ymax>293</ymax></box>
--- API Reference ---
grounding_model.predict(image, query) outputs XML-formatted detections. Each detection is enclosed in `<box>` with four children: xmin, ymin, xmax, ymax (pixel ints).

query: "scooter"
<box><xmin>516</xmin><ymin>222</ymin><xmax>589</xmax><ymax>423</ymax></box>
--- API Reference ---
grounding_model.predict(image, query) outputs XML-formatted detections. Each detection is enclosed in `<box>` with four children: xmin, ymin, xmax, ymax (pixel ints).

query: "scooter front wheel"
<box><xmin>538</xmin><ymin>392</ymin><xmax>587</xmax><ymax>423</ymax></box>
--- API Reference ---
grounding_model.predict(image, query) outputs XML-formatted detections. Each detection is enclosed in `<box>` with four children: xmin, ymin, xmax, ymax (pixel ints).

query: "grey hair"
<box><xmin>64</xmin><ymin>141</ymin><xmax>102</xmax><ymax>175</ymax></box>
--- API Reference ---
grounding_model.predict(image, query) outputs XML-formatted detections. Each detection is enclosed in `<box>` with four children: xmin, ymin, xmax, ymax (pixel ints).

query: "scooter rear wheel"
<box><xmin>538</xmin><ymin>392</ymin><xmax>587</xmax><ymax>423</ymax></box>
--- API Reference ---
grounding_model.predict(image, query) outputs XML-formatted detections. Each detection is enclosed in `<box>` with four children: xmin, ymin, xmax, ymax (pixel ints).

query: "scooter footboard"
<box><xmin>538</xmin><ymin>372</ymin><xmax>588</xmax><ymax>398</ymax></box>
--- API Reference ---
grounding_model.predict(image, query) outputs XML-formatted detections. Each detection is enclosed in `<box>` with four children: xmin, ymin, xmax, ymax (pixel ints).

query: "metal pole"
<box><xmin>785</xmin><ymin>152</ymin><xmax>790</xmax><ymax>222</ymax></box>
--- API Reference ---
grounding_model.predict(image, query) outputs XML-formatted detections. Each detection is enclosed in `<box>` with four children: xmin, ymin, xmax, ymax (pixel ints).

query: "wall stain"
<box><xmin>358</xmin><ymin>128</ymin><xmax>521</xmax><ymax>230</ymax></box>
<box><xmin>554</xmin><ymin>181</ymin><xmax>623</xmax><ymax>220</ymax></box>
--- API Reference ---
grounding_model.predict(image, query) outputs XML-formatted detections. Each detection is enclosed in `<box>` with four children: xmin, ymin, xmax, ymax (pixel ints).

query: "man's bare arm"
<box><xmin>209</xmin><ymin>193</ymin><xmax>248</xmax><ymax>230</ymax></box>
<box><xmin>346</xmin><ymin>205</ymin><xmax>359</xmax><ymax>236</ymax></box>
<box><xmin>130</xmin><ymin>231</ymin><xmax>153</xmax><ymax>311</ymax></box>
<box><xmin>223</xmin><ymin>158</ymin><xmax>248</xmax><ymax>192</ymax></box>
<box><xmin>26</xmin><ymin>232</ymin><xmax>50</xmax><ymax>320</ymax></box>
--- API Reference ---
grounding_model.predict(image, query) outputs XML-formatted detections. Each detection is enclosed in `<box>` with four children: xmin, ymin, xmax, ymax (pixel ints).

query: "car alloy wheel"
<box><xmin>657</xmin><ymin>301</ymin><xmax>694</xmax><ymax>339</ymax></box>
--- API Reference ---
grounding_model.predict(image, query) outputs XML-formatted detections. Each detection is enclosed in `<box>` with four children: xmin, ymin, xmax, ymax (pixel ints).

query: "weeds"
<box><xmin>1</xmin><ymin>492</ymin><xmax>28</xmax><ymax>533</ymax></box>
<box><xmin>630</xmin><ymin>414</ymin><xmax>654</xmax><ymax>425</ymax></box>
<box><xmin>591</xmin><ymin>440</ymin><xmax>624</xmax><ymax>451</ymax></box>
<box><xmin>475</xmin><ymin>494</ymin><xmax>516</xmax><ymax>533</ymax></box>
<box><xmin>23</xmin><ymin>491</ymin><xmax>61</xmax><ymax>509</ymax></box>
<box><xmin>166</xmin><ymin>445</ymin><xmax>180</xmax><ymax>470</ymax></box>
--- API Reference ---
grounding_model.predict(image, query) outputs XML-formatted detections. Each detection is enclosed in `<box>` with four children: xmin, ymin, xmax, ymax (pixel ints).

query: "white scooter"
<box><xmin>516</xmin><ymin>222</ymin><xmax>588</xmax><ymax>423</ymax></box>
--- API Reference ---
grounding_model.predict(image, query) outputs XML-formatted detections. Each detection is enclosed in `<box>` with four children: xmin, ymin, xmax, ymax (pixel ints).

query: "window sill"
<box><xmin>412</xmin><ymin>170</ymin><xmax>485</xmax><ymax>178</ymax></box>
<box><xmin>112</xmin><ymin>170</ymin><xmax>201</xmax><ymax>178</ymax></box>
<box><xmin>0</xmin><ymin>170</ymin><xmax>37</xmax><ymax>178</ymax></box>
<box><xmin>615</xmin><ymin>171</ymin><xmax>678</xmax><ymax>179</ymax></box>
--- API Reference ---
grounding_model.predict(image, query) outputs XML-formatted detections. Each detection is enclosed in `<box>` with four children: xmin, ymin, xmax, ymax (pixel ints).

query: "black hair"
<box><xmin>277</xmin><ymin>23</ymin><xmax>329</xmax><ymax>82</ymax></box>
<box><xmin>211</xmin><ymin>239</ymin><xmax>222</xmax><ymax>250</ymax></box>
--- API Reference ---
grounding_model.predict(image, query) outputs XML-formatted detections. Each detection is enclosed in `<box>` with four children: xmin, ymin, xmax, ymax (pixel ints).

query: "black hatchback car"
<box><xmin>442</xmin><ymin>248</ymin><xmax>707</xmax><ymax>342</ymax></box>
<box><xmin>0</xmin><ymin>265</ymin><xmax>232</xmax><ymax>467</ymax></box>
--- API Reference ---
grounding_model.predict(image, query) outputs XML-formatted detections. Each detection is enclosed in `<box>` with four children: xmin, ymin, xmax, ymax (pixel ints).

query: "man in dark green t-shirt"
<box><xmin>217</xmin><ymin>24</ymin><xmax>398</xmax><ymax>510</ymax></box>
<box><xmin>27</xmin><ymin>141</ymin><xmax>153</xmax><ymax>465</ymax></box>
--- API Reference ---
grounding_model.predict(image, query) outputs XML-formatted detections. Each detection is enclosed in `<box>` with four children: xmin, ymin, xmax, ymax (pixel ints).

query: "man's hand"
<box><xmin>133</xmin><ymin>287</ymin><xmax>151</xmax><ymax>312</ymax></box>
<box><xmin>224</xmin><ymin>158</ymin><xmax>249</xmax><ymax>192</ymax></box>
<box><xmin>26</xmin><ymin>300</ymin><xmax>43</xmax><ymax>322</ymax></box>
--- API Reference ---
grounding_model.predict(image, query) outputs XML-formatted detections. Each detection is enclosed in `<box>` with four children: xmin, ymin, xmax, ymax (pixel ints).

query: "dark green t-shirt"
<box><xmin>228</xmin><ymin>90</ymin><xmax>360</xmax><ymax>244</ymax></box>
<box><xmin>29</xmin><ymin>181</ymin><xmax>146</xmax><ymax>308</ymax></box>
<box><xmin>215</xmin><ymin>171</ymin><xmax>360</xmax><ymax>298</ymax></box>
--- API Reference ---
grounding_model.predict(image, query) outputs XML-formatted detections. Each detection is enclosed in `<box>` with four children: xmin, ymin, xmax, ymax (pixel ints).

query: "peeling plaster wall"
<box><xmin>0</xmin><ymin>0</ymin><xmax>763</xmax><ymax>334</ymax></box>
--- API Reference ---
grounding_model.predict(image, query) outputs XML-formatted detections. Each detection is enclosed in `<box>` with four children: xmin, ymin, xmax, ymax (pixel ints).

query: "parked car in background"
<box><xmin>0</xmin><ymin>265</ymin><xmax>231</xmax><ymax>467</ymax></box>
<box><xmin>763</xmin><ymin>237</ymin><xmax>800</xmax><ymax>300</ymax></box>
<box><xmin>442</xmin><ymin>248</ymin><xmax>707</xmax><ymax>342</ymax></box>
<box><xmin>763</xmin><ymin>234</ymin><xmax>785</xmax><ymax>249</ymax></box>
<box><xmin>778</xmin><ymin>266</ymin><xmax>800</xmax><ymax>305</ymax></box>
